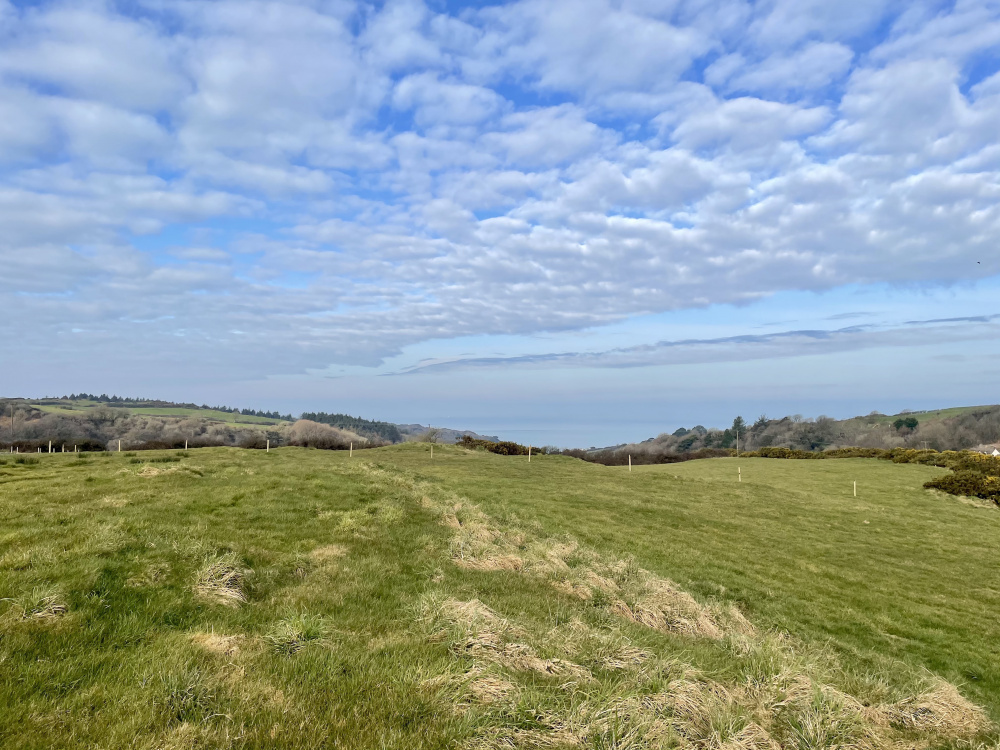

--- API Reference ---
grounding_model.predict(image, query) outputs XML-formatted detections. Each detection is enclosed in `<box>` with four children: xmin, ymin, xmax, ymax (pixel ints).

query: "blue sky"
<box><xmin>2</xmin><ymin>0</ymin><xmax>1000</xmax><ymax>446</ymax></box>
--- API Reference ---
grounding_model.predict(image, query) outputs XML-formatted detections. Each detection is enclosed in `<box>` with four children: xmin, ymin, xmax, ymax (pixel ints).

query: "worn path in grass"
<box><xmin>378</xmin><ymin>447</ymin><xmax>1000</xmax><ymax>718</ymax></box>
<box><xmin>1</xmin><ymin>445</ymin><xmax>998</xmax><ymax>749</ymax></box>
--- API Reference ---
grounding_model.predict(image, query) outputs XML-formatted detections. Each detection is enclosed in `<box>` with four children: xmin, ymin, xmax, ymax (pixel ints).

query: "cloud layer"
<box><xmin>3</xmin><ymin>0</ymin><xmax>1000</xmax><ymax>383</ymax></box>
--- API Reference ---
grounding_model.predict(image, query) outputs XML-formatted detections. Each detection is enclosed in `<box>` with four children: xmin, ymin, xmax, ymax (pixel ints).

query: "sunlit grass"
<box><xmin>0</xmin><ymin>444</ymin><xmax>996</xmax><ymax>748</ymax></box>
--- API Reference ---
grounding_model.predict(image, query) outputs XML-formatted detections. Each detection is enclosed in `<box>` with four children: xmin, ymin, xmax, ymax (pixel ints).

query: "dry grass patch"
<box><xmin>410</xmin><ymin>480</ymin><xmax>746</xmax><ymax>643</ymax></box>
<box><xmin>194</xmin><ymin>553</ymin><xmax>250</xmax><ymax>607</ymax></box>
<box><xmin>868</xmin><ymin>679</ymin><xmax>990</xmax><ymax>736</ymax></box>
<box><xmin>190</xmin><ymin>631</ymin><xmax>244</xmax><ymax>657</ymax></box>
<box><xmin>2</xmin><ymin>586</ymin><xmax>69</xmax><ymax>621</ymax></box>
<box><xmin>425</xmin><ymin>596</ymin><xmax>591</xmax><ymax>681</ymax></box>
<box><xmin>309</xmin><ymin>544</ymin><xmax>347</xmax><ymax>562</ymax></box>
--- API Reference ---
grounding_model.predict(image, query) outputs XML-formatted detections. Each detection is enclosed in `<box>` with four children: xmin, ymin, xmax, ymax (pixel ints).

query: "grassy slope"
<box><xmin>359</xmin><ymin>448</ymin><xmax>1000</xmax><ymax>714</ymax></box>
<box><xmin>30</xmin><ymin>399</ymin><xmax>287</xmax><ymax>425</ymax></box>
<box><xmin>0</xmin><ymin>445</ymin><xmax>997</xmax><ymax>749</ymax></box>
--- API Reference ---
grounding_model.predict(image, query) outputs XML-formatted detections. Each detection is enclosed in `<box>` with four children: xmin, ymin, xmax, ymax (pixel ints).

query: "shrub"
<box><xmin>457</xmin><ymin>435</ymin><xmax>536</xmax><ymax>456</ymax></box>
<box><xmin>924</xmin><ymin>472</ymin><xmax>1000</xmax><ymax>505</ymax></box>
<box><xmin>286</xmin><ymin>420</ymin><xmax>360</xmax><ymax>450</ymax></box>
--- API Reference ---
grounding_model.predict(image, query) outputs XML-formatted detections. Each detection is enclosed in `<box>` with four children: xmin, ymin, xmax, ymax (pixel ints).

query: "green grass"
<box><xmin>1</xmin><ymin>445</ymin><xmax>997</xmax><ymax>749</ymax></box>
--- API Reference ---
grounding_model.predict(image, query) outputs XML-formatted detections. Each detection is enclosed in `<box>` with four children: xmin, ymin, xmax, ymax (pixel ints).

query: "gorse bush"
<box><xmin>457</xmin><ymin>435</ymin><xmax>537</xmax><ymax>456</ymax></box>
<box><xmin>925</xmin><ymin>472</ymin><xmax>1000</xmax><ymax>504</ymax></box>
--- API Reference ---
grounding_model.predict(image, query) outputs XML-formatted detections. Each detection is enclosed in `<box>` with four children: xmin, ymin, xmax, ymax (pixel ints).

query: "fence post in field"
<box><xmin>350</xmin><ymin>442</ymin><xmax>353</xmax><ymax>457</ymax></box>
<box><xmin>266</xmin><ymin>439</ymin><xmax>270</xmax><ymax>453</ymax></box>
<box><xmin>528</xmin><ymin>446</ymin><xmax>531</xmax><ymax>462</ymax></box>
<box><xmin>118</xmin><ymin>440</ymin><xmax>121</xmax><ymax>452</ymax></box>
<box><xmin>431</xmin><ymin>444</ymin><xmax>434</xmax><ymax>459</ymax></box>
<box><xmin>185</xmin><ymin>439</ymin><xmax>188</xmax><ymax>450</ymax></box>
<box><xmin>629</xmin><ymin>454</ymin><xmax>632</xmax><ymax>472</ymax></box>
<box><xmin>48</xmin><ymin>441</ymin><xmax>52</xmax><ymax>453</ymax></box>
<box><xmin>854</xmin><ymin>481</ymin><xmax>857</xmax><ymax>497</ymax></box>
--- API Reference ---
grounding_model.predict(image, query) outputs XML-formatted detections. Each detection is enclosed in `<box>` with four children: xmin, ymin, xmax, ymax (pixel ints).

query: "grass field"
<box><xmin>1</xmin><ymin>445</ymin><xmax>997</xmax><ymax>749</ymax></box>
<box><xmin>29</xmin><ymin>399</ymin><xmax>288</xmax><ymax>426</ymax></box>
<box><xmin>863</xmin><ymin>405</ymin><xmax>995</xmax><ymax>425</ymax></box>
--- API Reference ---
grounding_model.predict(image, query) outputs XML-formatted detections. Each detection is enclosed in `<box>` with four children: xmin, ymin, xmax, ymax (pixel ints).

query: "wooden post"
<box><xmin>528</xmin><ymin>446</ymin><xmax>531</xmax><ymax>462</ymax></box>
<box><xmin>628</xmin><ymin>454</ymin><xmax>632</xmax><ymax>472</ymax></box>
<box><xmin>853</xmin><ymin>481</ymin><xmax>857</xmax><ymax>497</ymax></box>
<box><xmin>118</xmin><ymin>440</ymin><xmax>121</xmax><ymax>452</ymax></box>
<box><xmin>48</xmin><ymin>440</ymin><xmax>52</xmax><ymax>453</ymax></box>
<box><xmin>185</xmin><ymin>439</ymin><xmax>188</xmax><ymax>450</ymax></box>
<box><xmin>266</xmin><ymin>439</ymin><xmax>270</xmax><ymax>453</ymax></box>
<box><xmin>61</xmin><ymin>444</ymin><xmax>64</xmax><ymax>453</ymax></box>
<box><xmin>431</xmin><ymin>444</ymin><xmax>434</xmax><ymax>459</ymax></box>
<box><xmin>350</xmin><ymin>442</ymin><xmax>353</xmax><ymax>457</ymax></box>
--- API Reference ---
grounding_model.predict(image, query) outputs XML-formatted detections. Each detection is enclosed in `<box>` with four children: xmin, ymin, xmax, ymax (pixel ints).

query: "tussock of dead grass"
<box><xmin>601</xmin><ymin>645</ymin><xmax>653</xmax><ymax>671</ymax></box>
<box><xmin>468</xmin><ymin>674</ymin><xmax>520</xmax><ymax>705</ymax></box>
<box><xmin>868</xmin><ymin>680</ymin><xmax>990</xmax><ymax>735</ymax></box>
<box><xmin>194</xmin><ymin>553</ymin><xmax>250</xmax><ymax>606</ymax></box>
<box><xmin>2</xmin><ymin>587</ymin><xmax>69</xmax><ymax>621</ymax></box>
<box><xmin>718</xmin><ymin>721</ymin><xmax>781</xmax><ymax>750</ymax></box>
<box><xmin>425</xmin><ymin>596</ymin><xmax>591</xmax><ymax>681</ymax></box>
<box><xmin>190</xmin><ymin>631</ymin><xmax>244</xmax><ymax>657</ymax></box>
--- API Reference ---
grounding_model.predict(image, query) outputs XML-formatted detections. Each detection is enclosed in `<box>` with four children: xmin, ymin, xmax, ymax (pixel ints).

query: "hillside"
<box><xmin>591</xmin><ymin>404</ymin><xmax>1000</xmax><ymax>461</ymax></box>
<box><xmin>1</xmin><ymin>397</ymin><xmax>493</xmax><ymax>451</ymax></box>
<box><xmin>0</xmin><ymin>444</ymin><xmax>997</xmax><ymax>748</ymax></box>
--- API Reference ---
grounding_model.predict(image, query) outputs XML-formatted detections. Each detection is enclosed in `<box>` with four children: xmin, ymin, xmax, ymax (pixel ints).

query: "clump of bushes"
<box><xmin>286</xmin><ymin>420</ymin><xmax>366</xmax><ymax>450</ymax></box>
<box><xmin>457</xmin><ymin>435</ymin><xmax>538</xmax><ymax>456</ymax></box>
<box><xmin>925</xmin><ymin>472</ymin><xmax>1000</xmax><ymax>504</ymax></box>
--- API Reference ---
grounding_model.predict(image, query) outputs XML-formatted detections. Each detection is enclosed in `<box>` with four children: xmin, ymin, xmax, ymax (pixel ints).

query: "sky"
<box><xmin>2</xmin><ymin>0</ymin><xmax>1000</xmax><ymax>447</ymax></box>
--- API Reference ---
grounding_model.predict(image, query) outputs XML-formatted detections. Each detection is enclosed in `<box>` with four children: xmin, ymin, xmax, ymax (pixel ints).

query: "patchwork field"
<box><xmin>1</xmin><ymin>445</ymin><xmax>997</xmax><ymax>749</ymax></box>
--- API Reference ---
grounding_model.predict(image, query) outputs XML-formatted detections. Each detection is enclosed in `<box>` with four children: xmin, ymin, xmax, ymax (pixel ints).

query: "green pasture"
<box><xmin>0</xmin><ymin>445</ymin><xmax>997</xmax><ymax>749</ymax></box>
<box><xmin>862</xmin><ymin>405</ymin><xmax>994</xmax><ymax>425</ymax></box>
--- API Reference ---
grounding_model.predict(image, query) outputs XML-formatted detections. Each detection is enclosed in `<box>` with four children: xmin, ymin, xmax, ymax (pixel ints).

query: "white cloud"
<box><xmin>722</xmin><ymin>42</ymin><xmax>854</xmax><ymax>94</ymax></box>
<box><xmin>0</xmin><ymin>0</ymin><xmax>998</xmax><ymax>385</ymax></box>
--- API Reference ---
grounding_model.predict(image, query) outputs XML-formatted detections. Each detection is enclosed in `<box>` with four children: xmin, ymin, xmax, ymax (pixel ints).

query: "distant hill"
<box><xmin>576</xmin><ymin>404</ymin><xmax>1000</xmax><ymax>459</ymax></box>
<box><xmin>0</xmin><ymin>395</ymin><xmax>496</xmax><ymax>450</ymax></box>
<box><xmin>396</xmin><ymin>424</ymin><xmax>499</xmax><ymax>444</ymax></box>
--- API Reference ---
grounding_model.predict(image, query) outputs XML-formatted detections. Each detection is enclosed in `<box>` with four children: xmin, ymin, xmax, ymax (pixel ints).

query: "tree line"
<box><xmin>566</xmin><ymin>407</ymin><xmax>1000</xmax><ymax>466</ymax></box>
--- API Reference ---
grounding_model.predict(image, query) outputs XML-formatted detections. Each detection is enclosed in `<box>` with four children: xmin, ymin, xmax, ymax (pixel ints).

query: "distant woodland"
<box><xmin>565</xmin><ymin>406</ymin><xmax>1000</xmax><ymax>465</ymax></box>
